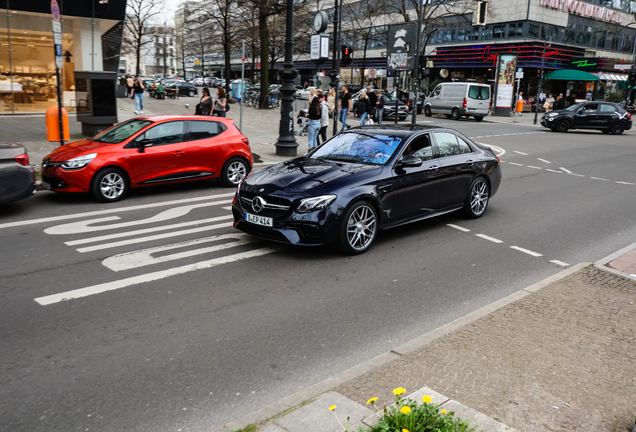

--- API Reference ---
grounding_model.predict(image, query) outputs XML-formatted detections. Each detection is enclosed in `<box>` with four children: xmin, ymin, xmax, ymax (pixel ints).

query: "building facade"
<box><xmin>144</xmin><ymin>25</ymin><xmax>176</xmax><ymax>77</ymax></box>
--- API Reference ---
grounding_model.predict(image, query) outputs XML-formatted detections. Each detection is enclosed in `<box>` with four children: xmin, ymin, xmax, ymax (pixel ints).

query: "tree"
<box><xmin>185</xmin><ymin>27</ymin><xmax>211</xmax><ymax>78</ymax></box>
<box><xmin>124</xmin><ymin>0</ymin><xmax>162</xmax><ymax>76</ymax></box>
<box><xmin>175</xmin><ymin>30</ymin><xmax>188</xmax><ymax>77</ymax></box>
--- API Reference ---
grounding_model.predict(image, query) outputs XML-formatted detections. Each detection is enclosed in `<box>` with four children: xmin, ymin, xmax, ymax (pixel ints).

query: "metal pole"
<box><xmin>240</xmin><ymin>40</ymin><xmax>244</xmax><ymax>131</ymax></box>
<box><xmin>91</xmin><ymin>0</ymin><xmax>95</xmax><ymax>70</ymax></box>
<box><xmin>394</xmin><ymin>81</ymin><xmax>398</xmax><ymax>124</ymax></box>
<box><xmin>274</xmin><ymin>0</ymin><xmax>298</xmax><ymax>156</ymax></box>
<box><xmin>533</xmin><ymin>39</ymin><xmax>546</xmax><ymax>125</ymax></box>
<box><xmin>5</xmin><ymin>1</ymin><xmax>15</xmax><ymax>113</ymax></box>
<box><xmin>411</xmin><ymin>0</ymin><xmax>425</xmax><ymax>125</ymax></box>
<box><xmin>330</xmin><ymin>0</ymin><xmax>342</xmax><ymax>136</ymax></box>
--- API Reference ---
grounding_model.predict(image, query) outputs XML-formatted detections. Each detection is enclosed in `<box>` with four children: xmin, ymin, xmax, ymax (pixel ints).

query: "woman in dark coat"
<box><xmin>196</xmin><ymin>87</ymin><xmax>213</xmax><ymax>115</ymax></box>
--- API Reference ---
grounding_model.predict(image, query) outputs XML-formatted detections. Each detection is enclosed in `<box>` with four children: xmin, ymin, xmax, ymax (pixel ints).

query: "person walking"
<box><xmin>214</xmin><ymin>87</ymin><xmax>227</xmax><ymax>117</ymax></box>
<box><xmin>337</xmin><ymin>85</ymin><xmax>352</xmax><ymax>131</ymax></box>
<box><xmin>306</xmin><ymin>96</ymin><xmax>322</xmax><ymax>150</ymax></box>
<box><xmin>308</xmin><ymin>87</ymin><xmax>316</xmax><ymax>105</ymax></box>
<box><xmin>515</xmin><ymin>91</ymin><xmax>524</xmax><ymax>116</ymax></box>
<box><xmin>375</xmin><ymin>90</ymin><xmax>384</xmax><ymax>125</ymax></box>
<box><xmin>357</xmin><ymin>91</ymin><xmax>371</xmax><ymax>126</ymax></box>
<box><xmin>318</xmin><ymin>93</ymin><xmax>329</xmax><ymax>145</ymax></box>
<box><xmin>366</xmin><ymin>86</ymin><xmax>377</xmax><ymax>120</ymax></box>
<box><xmin>327</xmin><ymin>88</ymin><xmax>336</xmax><ymax>118</ymax></box>
<box><xmin>544</xmin><ymin>93</ymin><xmax>555</xmax><ymax>112</ymax></box>
<box><xmin>196</xmin><ymin>87</ymin><xmax>213</xmax><ymax>115</ymax></box>
<box><xmin>126</xmin><ymin>74</ymin><xmax>134</xmax><ymax>98</ymax></box>
<box><xmin>555</xmin><ymin>93</ymin><xmax>566</xmax><ymax>110</ymax></box>
<box><xmin>133</xmin><ymin>77</ymin><xmax>145</xmax><ymax>115</ymax></box>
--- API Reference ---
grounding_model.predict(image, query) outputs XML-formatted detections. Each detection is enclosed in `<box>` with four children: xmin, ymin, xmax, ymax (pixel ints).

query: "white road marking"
<box><xmin>475</xmin><ymin>234</ymin><xmax>503</xmax><ymax>243</ymax></box>
<box><xmin>493</xmin><ymin>134</ymin><xmax>502</xmax><ymax>136</ymax></box>
<box><xmin>0</xmin><ymin>192</ymin><xmax>236</xmax><ymax>230</ymax></box>
<box><xmin>102</xmin><ymin>233</ymin><xmax>258</xmax><ymax>272</ymax></box>
<box><xmin>559</xmin><ymin>167</ymin><xmax>573</xmax><ymax>174</ymax></box>
<box><xmin>510</xmin><ymin>246</ymin><xmax>543</xmax><ymax>257</ymax></box>
<box><xmin>537</xmin><ymin>158</ymin><xmax>551</xmax><ymax>164</ymax></box>
<box><xmin>222</xmin><ymin>206</ymin><xmax>232</xmax><ymax>210</ymax></box>
<box><xmin>45</xmin><ymin>200</ymin><xmax>230</xmax><ymax>235</ymax></box>
<box><xmin>480</xmin><ymin>144</ymin><xmax>506</xmax><ymax>157</ymax></box>
<box><xmin>616</xmin><ymin>181</ymin><xmax>635</xmax><ymax>185</ymax></box>
<box><xmin>526</xmin><ymin>165</ymin><xmax>542</xmax><ymax>169</ymax></box>
<box><xmin>65</xmin><ymin>215</ymin><xmax>234</xmax><ymax>246</ymax></box>
<box><xmin>447</xmin><ymin>224</ymin><xmax>470</xmax><ymax>232</ymax></box>
<box><xmin>590</xmin><ymin>177</ymin><xmax>609</xmax><ymax>181</ymax></box>
<box><xmin>76</xmin><ymin>222</ymin><xmax>233</xmax><ymax>253</ymax></box>
<box><xmin>508</xmin><ymin>162</ymin><xmax>523</xmax><ymax>166</ymax></box>
<box><xmin>550</xmin><ymin>260</ymin><xmax>570</xmax><ymax>267</ymax></box>
<box><xmin>545</xmin><ymin>169</ymin><xmax>562</xmax><ymax>173</ymax></box>
<box><xmin>34</xmin><ymin>246</ymin><xmax>285</xmax><ymax>306</ymax></box>
<box><xmin>513</xmin><ymin>151</ymin><xmax>528</xmax><ymax>155</ymax></box>
<box><xmin>569</xmin><ymin>173</ymin><xmax>585</xmax><ymax>177</ymax></box>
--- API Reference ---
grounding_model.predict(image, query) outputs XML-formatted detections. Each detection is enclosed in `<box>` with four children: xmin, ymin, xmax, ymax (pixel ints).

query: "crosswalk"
<box><xmin>34</xmin><ymin>191</ymin><xmax>284</xmax><ymax>306</ymax></box>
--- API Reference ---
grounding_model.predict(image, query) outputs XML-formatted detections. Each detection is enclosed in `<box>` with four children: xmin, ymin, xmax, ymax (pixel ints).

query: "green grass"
<box><xmin>232</xmin><ymin>425</ymin><xmax>256</xmax><ymax>432</ymax></box>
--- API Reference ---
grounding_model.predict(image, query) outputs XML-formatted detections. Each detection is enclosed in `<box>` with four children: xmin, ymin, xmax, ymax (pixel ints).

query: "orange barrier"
<box><xmin>46</xmin><ymin>106</ymin><xmax>70</xmax><ymax>142</ymax></box>
<box><xmin>516</xmin><ymin>99</ymin><xmax>524</xmax><ymax>113</ymax></box>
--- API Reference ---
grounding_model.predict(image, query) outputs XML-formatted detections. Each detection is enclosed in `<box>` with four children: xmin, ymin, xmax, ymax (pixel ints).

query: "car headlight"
<box><xmin>296</xmin><ymin>195</ymin><xmax>337</xmax><ymax>213</ymax></box>
<box><xmin>61</xmin><ymin>153</ymin><xmax>97</xmax><ymax>169</ymax></box>
<box><xmin>547</xmin><ymin>112</ymin><xmax>558</xmax><ymax>117</ymax></box>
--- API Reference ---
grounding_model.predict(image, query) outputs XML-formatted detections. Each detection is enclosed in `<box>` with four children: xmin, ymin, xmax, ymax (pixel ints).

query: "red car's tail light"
<box><xmin>14</xmin><ymin>153</ymin><xmax>29</xmax><ymax>166</ymax></box>
<box><xmin>241</xmin><ymin>137</ymin><xmax>249</xmax><ymax>145</ymax></box>
<box><xmin>496</xmin><ymin>155</ymin><xmax>500</xmax><ymax>164</ymax></box>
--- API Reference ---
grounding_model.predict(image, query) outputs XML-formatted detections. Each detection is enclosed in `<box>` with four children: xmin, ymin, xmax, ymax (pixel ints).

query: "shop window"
<box><xmin>541</xmin><ymin>25</ymin><xmax>558</xmax><ymax>41</ymax></box>
<box><xmin>508</xmin><ymin>23</ymin><xmax>523</xmax><ymax>38</ymax></box>
<box><xmin>481</xmin><ymin>26</ymin><xmax>493</xmax><ymax>40</ymax></box>
<box><xmin>468</xmin><ymin>27</ymin><xmax>479</xmax><ymax>40</ymax></box>
<box><xmin>529</xmin><ymin>23</ymin><xmax>540</xmax><ymax>38</ymax></box>
<box><xmin>457</xmin><ymin>28</ymin><xmax>466</xmax><ymax>41</ymax></box>
<box><xmin>493</xmin><ymin>25</ymin><xmax>505</xmax><ymax>38</ymax></box>
<box><xmin>576</xmin><ymin>32</ymin><xmax>591</xmax><ymax>47</ymax></box>
<box><xmin>564</xmin><ymin>29</ymin><xmax>576</xmax><ymax>44</ymax></box>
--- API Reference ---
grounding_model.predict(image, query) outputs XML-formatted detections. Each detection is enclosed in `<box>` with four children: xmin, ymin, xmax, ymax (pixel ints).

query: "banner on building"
<box><xmin>387</xmin><ymin>22</ymin><xmax>418</xmax><ymax>71</ymax></box>
<box><xmin>495</xmin><ymin>54</ymin><xmax>518</xmax><ymax>108</ymax></box>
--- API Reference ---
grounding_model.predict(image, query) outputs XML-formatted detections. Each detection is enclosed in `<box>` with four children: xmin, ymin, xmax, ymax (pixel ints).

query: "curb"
<box><xmin>593</xmin><ymin>240</ymin><xmax>636</xmax><ymax>282</ymax></box>
<box><xmin>216</xmin><ymin>262</ymin><xmax>591</xmax><ymax>432</ymax></box>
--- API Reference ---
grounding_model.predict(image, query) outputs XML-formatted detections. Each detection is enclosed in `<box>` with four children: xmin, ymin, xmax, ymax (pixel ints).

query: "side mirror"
<box><xmin>398</xmin><ymin>155</ymin><xmax>422</xmax><ymax>168</ymax></box>
<box><xmin>137</xmin><ymin>139</ymin><xmax>153</xmax><ymax>153</ymax></box>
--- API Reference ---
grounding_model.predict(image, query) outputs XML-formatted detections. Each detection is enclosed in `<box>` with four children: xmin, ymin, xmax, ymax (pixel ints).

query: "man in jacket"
<box><xmin>366</xmin><ymin>86</ymin><xmax>377</xmax><ymax>120</ymax></box>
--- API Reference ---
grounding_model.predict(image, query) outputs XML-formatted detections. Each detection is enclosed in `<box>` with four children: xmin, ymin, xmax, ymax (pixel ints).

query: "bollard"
<box><xmin>45</xmin><ymin>105</ymin><xmax>70</xmax><ymax>142</ymax></box>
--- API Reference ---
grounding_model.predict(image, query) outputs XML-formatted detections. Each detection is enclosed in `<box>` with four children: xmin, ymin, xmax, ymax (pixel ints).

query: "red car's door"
<box><xmin>185</xmin><ymin>120</ymin><xmax>228</xmax><ymax>177</ymax></box>
<box><xmin>129</xmin><ymin>120</ymin><xmax>189</xmax><ymax>185</ymax></box>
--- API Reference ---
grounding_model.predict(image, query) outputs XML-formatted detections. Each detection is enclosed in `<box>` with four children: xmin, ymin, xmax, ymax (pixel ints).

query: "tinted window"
<box><xmin>189</xmin><ymin>121</ymin><xmax>221</xmax><ymax>140</ymax></box>
<box><xmin>93</xmin><ymin>119</ymin><xmax>153</xmax><ymax>143</ymax></box>
<box><xmin>405</xmin><ymin>135</ymin><xmax>434</xmax><ymax>161</ymax></box>
<box><xmin>311</xmin><ymin>132</ymin><xmax>402</xmax><ymax>165</ymax></box>
<box><xmin>434</xmin><ymin>132</ymin><xmax>460</xmax><ymax>157</ymax></box>
<box><xmin>468</xmin><ymin>85</ymin><xmax>490</xmax><ymax>100</ymax></box>
<box><xmin>457</xmin><ymin>137</ymin><xmax>473</xmax><ymax>154</ymax></box>
<box><xmin>139</xmin><ymin>121</ymin><xmax>185</xmax><ymax>146</ymax></box>
<box><xmin>599</xmin><ymin>104</ymin><xmax>616</xmax><ymax>113</ymax></box>
<box><xmin>583</xmin><ymin>103</ymin><xmax>599</xmax><ymax>114</ymax></box>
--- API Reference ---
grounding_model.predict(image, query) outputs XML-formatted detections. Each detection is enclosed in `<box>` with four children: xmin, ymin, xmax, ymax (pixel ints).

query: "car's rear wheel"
<box><xmin>339</xmin><ymin>200</ymin><xmax>378</xmax><ymax>255</ymax></box>
<box><xmin>424</xmin><ymin>106</ymin><xmax>432</xmax><ymax>117</ymax></box>
<box><xmin>464</xmin><ymin>177</ymin><xmax>489</xmax><ymax>219</ymax></box>
<box><xmin>91</xmin><ymin>167</ymin><xmax>128</xmax><ymax>203</ymax></box>
<box><xmin>474</xmin><ymin>116</ymin><xmax>484</xmax><ymax>122</ymax></box>
<box><xmin>188</xmin><ymin>90</ymin><xmax>195</xmax><ymax>97</ymax></box>
<box><xmin>556</xmin><ymin>119</ymin><xmax>570</xmax><ymax>133</ymax></box>
<box><xmin>451</xmin><ymin>108</ymin><xmax>461</xmax><ymax>120</ymax></box>
<box><xmin>610</xmin><ymin>122</ymin><xmax>625</xmax><ymax>135</ymax></box>
<box><xmin>221</xmin><ymin>157</ymin><xmax>248</xmax><ymax>187</ymax></box>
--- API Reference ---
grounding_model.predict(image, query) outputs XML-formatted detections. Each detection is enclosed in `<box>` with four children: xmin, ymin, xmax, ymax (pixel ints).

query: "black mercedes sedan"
<box><xmin>232</xmin><ymin>125</ymin><xmax>502</xmax><ymax>254</ymax></box>
<box><xmin>540</xmin><ymin>101</ymin><xmax>632</xmax><ymax>134</ymax></box>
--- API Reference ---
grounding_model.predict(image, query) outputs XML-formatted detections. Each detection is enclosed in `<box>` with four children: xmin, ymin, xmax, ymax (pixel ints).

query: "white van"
<box><xmin>424</xmin><ymin>83</ymin><xmax>491</xmax><ymax>121</ymax></box>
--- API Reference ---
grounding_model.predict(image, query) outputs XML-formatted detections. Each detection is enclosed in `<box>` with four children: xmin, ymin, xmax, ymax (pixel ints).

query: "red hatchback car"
<box><xmin>41</xmin><ymin>115</ymin><xmax>253</xmax><ymax>202</ymax></box>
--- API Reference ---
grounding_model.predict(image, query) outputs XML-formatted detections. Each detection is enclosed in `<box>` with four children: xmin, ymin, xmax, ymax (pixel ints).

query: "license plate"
<box><xmin>245</xmin><ymin>212</ymin><xmax>273</xmax><ymax>227</ymax></box>
<box><xmin>41</xmin><ymin>181</ymin><xmax>52</xmax><ymax>191</ymax></box>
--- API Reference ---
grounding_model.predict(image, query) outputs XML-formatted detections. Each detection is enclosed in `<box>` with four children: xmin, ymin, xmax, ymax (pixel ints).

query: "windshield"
<box><xmin>93</xmin><ymin>119</ymin><xmax>153</xmax><ymax>143</ymax></box>
<box><xmin>565</xmin><ymin>102</ymin><xmax>585</xmax><ymax>112</ymax></box>
<box><xmin>310</xmin><ymin>132</ymin><xmax>403</xmax><ymax>165</ymax></box>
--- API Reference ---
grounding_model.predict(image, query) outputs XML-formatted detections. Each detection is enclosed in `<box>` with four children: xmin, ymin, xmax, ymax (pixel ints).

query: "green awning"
<box><xmin>543</xmin><ymin>69</ymin><xmax>600</xmax><ymax>81</ymax></box>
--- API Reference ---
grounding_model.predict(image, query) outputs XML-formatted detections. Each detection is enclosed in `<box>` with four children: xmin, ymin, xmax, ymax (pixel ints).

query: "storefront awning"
<box><xmin>543</xmin><ymin>69</ymin><xmax>600</xmax><ymax>81</ymax></box>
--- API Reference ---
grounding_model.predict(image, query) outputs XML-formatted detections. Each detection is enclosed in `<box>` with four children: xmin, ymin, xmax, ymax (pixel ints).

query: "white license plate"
<box><xmin>245</xmin><ymin>212</ymin><xmax>273</xmax><ymax>227</ymax></box>
<box><xmin>41</xmin><ymin>181</ymin><xmax>52</xmax><ymax>191</ymax></box>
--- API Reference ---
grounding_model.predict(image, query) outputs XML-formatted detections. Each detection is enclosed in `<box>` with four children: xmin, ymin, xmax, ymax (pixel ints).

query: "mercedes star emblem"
<box><xmin>252</xmin><ymin>196</ymin><xmax>265</xmax><ymax>213</ymax></box>
<box><xmin>259</xmin><ymin>188</ymin><xmax>265</xmax><ymax>192</ymax></box>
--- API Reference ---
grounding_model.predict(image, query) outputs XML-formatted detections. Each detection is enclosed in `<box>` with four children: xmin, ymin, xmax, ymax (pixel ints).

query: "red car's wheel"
<box><xmin>91</xmin><ymin>167</ymin><xmax>128</xmax><ymax>203</ymax></box>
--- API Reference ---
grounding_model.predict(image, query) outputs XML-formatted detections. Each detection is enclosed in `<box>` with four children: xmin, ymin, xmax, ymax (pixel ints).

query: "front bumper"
<box><xmin>540</xmin><ymin>115</ymin><xmax>557</xmax><ymax>128</ymax></box>
<box><xmin>41</xmin><ymin>165</ymin><xmax>95</xmax><ymax>193</ymax></box>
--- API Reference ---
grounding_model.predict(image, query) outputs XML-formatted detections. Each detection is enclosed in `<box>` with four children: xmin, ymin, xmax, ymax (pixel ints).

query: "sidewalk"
<box><xmin>483</xmin><ymin>112</ymin><xmax>545</xmax><ymax>127</ymax></box>
<box><xmin>219</xmin><ymin>246</ymin><xmax>636</xmax><ymax>432</ymax></box>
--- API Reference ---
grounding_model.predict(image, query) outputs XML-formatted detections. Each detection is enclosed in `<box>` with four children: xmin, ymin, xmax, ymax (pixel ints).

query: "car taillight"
<box><xmin>628</xmin><ymin>113</ymin><xmax>631</xmax><ymax>120</ymax></box>
<box><xmin>496</xmin><ymin>155</ymin><xmax>500</xmax><ymax>164</ymax></box>
<box><xmin>462</xmin><ymin>98</ymin><xmax>467</xmax><ymax>108</ymax></box>
<box><xmin>14</xmin><ymin>153</ymin><xmax>29</xmax><ymax>166</ymax></box>
<box><xmin>242</xmin><ymin>137</ymin><xmax>249</xmax><ymax>145</ymax></box>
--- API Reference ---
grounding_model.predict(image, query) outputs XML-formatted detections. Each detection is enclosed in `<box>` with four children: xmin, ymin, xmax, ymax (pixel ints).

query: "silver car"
<box><xmin>0</xmin><ymin>143</ymin><xmax>35</xmax><ymax>205</ymax></box>
<box><xmin>424</xmin><ymin>82</ymin><xmax>491</xmax><ymax>122</ymax></box>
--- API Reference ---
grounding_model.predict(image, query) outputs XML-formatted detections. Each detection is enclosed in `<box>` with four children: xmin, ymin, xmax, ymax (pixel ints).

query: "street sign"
<box><xmin>56</xmin><ymin>57</ymin><xmax>63</xmax><ymax>69</ymax></box>
<box><xmin>516</xmin><ymin>71</ymin><xmax>524</xmax><ymax>79</ymax></box>
<box><xmin>310</xmin><ymin>35</ymin><xmax>320</xmax><ymax>60</ymax></box>
<box><xmin>54</xmin><ymin>32</ymin><xmax>62</xmax><ymax>45</ymax></box>
<box><xmin>387</xmin><ymin>22</ymin><xmax>417</xmax><ymax>71</ymax></box>
<box><xmin>52</xmin><ymin>20</ymin><xmax>62</xmax><ymax>34</ymax></box>
<box><xmin>51</xmin><ymin>0</ymin><xmax>61</xmax><ymax>21</ymax></box>
<box><xmin>55</xmin><ymin>44</ymin><xmax>62</xmax><ymax>57</ymax></box>
<box><xmin>369</xmin><ymin>69</ymin><xmax>376</xmax><ymax>77</ymax></box>
<box><xmin>195</xmin><ymin>60</ymin><xmax>200</xmax><ymax>65</ymax></box>
<box><xmin>615</xmin><ymin>64</ymin><xmax>633</xmax><ymax>70</ymax></box>
<box><xmin>310</xmin><ymin>35</ymin><xmax>329</xmax><ymax>61</ymax></box>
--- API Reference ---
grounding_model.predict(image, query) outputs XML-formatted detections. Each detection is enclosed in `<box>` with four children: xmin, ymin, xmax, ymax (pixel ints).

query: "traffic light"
<box><xmin>627</xmin><ymin>67</ymin><xmax>636</xmax><ymax>89</ymax></box>
<box><xmin>341</xmin><ymin>45</ymin><xmax>353</xmax><ymax>67</ymax></box>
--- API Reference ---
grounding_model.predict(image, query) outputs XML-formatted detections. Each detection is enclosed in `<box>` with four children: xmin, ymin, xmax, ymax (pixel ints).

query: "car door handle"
<box><xmin>379</xmin><ymin>185</ymin><xmax>393</xmax><ymax>192</ymax></box>
<box><xmin>464</xmin><ymin>160</ymin><xmax>474</xmax><ymax>165</ymax></box>
<box><xmin>428</xmin><ymin>165</ymin><xmax>439</xmax><ymax>171</ymax></box>
<box><xmin>174</xmin><ymin>151</ymin><xmax>184</xmax><ymax>156</ymax></box>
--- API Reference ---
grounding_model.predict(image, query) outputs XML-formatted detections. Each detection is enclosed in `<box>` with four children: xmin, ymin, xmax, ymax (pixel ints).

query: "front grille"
<box><xmin>241</xmin><ymin>191</ymin><xmax>291</xmax><ymax>207</ymax></box>
<box><xmin>240</xmin><ymin>191</ymin><xmax>292</xmax><ymax>218</ymax></box>
<box><xmin>238</xmin><ymin>222</ymin><xmax>290</xmax><ymax>244</ymax></box>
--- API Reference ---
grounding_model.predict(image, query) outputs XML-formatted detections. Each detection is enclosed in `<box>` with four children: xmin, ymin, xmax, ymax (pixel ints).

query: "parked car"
<box><xmin>233</xmin><ymin>125</ymin><xmax>501</xmax><ymax>254</ymax></box>
<box><xmin>351</xmin><ymin>90</ymin><xmax>409</xmax><ymax>121</ymax></box>
<box><xmin>540</xmin><ymin>101</ymin><xmax>632</xmax><ymax>134</ymax></box>
<box><xmin>41</xmin><ymin>116</ymin><xmax>253</xmax><ymax>202</ymax></box>
<box><xmin>0</xmin><ymin>143</ymin><xmax>36</xmax><ymax>205</ymax></box>
<box><xmin>424</xmin><ymin>82</ymin><xmax>491</xmax><ymax>122</ymax></box>
<box><xmin>294</xmin><ymin>88</ymin><xmax>312</xmax><ymax>100</ymax></box>
<box><xmin>163</xmin><ymin>81</ymin><xmax>198</xmax><ymax>97</ymax></box>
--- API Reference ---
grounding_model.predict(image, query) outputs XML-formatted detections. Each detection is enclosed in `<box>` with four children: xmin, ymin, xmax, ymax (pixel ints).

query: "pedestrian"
<box><xmin>196</xmin><ymin>87</ymin><xmax>213</xmax><ymax>115</ymax></box>
<box><xmin>375</xmin><ymin>90</ymin><xmax>384</xmax><ymax>125</ymax></box>
<box><xmin>308</xmin><ymin>87</ymin><xmax>316</xmax><ymax>104</ymax></box>
<box><xmin>126</xmin><ymin>74</ymin><xmax>134</xmax><ymax>98</ymax></box>
<box><xmin>337</xmin><ymin>85</ymin><xmax>352</xmax><ymax>131</ymax></box>
<box><xmin>544</xmin><ymin>93</ymin><xmax>555</xmax><ymax>112</ymax></box>
<box><xmin>555</xmin><ymin>93</ymin><xmax>566</xmax><ymax>110</ymax></box>
<box><xmin>306</xmin><ymin>96</ymin><xmax>322</xmax><ymax>150</ymax></box>
<box><xmin>133</xmin><ymin>77</ymin><xmax>145</xmax><ymax>115</ymax></box>
<box><xmin>214</xmin><ymin>87</ymin><xmax>227</xmax><ymax>117</ymax></box>
<box><xmin>327</xmin><ymin>87</ymin><xmax>336</xmax><ymax>118</ymax></box>
<box><xmin>366</xmin><ymin>86</ymin><xmax>377</xmax><ymax>120</ymax></box>
<box><xmin>357</xmin><ymin>91</ymin><xmax>371</xmax><ymax>126</ymax></box>
<box><xmin>319</xmin><ymin>93</ymin><xmax>329</xmax><ymax>144</ymax></box>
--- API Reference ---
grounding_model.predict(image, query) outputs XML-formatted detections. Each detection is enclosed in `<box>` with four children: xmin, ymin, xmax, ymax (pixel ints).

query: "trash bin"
<box><xmin>46</xmin><ymin>106</ymin><xmax>70</xmax><ymax>142</ymax></box>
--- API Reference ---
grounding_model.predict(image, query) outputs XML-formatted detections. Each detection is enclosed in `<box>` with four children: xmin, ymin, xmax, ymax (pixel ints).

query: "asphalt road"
<box><xmin>2</xmin><ymin>116</ymin><xmax>636</xmax><ymax>431</ymax></box>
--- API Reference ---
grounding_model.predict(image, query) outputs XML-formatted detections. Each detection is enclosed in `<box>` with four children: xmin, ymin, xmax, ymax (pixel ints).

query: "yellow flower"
<box><xmin>366</xmin><ymin>397</ymin><xmax>378</xmax><ymax>405</ymax></box>
<box><xmin>393</xmin><ymin>387</ymin><xmax>406</xmax><ymax>396</ymax></box>
<box><xmin>422</xmin><ymin>395</ymin><xmax>433</xmax><ymax>404</ymax></box>
<box><xmin>400</xmin><ymin>406</ymin><xmax>411</xmax><ymax>414</ymax></box>
<box><xmin>329</xmin><ymin>405</ymin><xmax>337</xmax><ymax>411</ymax></box>
<box><xmin>441</xmin><ymin>409</ymin><xmax>447</xmax><ymax>414</ymax></box>
<box><xmin>402</xmin><ymin>429</ymin><xmax>410</xmax><ymax>432</ymax></box>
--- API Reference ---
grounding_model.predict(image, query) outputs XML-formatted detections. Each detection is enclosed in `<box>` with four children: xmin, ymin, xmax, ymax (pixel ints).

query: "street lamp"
<box><xmin>275</xmin><ymin>0</ymin><xmax>299</xmax><ymax>157</ymax></box>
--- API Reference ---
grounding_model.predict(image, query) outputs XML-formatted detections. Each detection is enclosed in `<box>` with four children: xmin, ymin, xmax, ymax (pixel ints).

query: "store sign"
<box><xmin>539</xmin><ymin>0</ymin><xmax>623</xmax><ymax>24</ymax></box>
<box><xmin>572</xmin><ymin>59</ymin><xmax>597</xmax><ymax>68</ymax></box>
<box><xmin>481</xmin><ymin>45</ymin><xmax>562</xmax><ymax>66</ymax></box>
<box><xmin>310</xmin><ymin>35</ymin><xmax>329</xmax><ymax>61</ymax></box>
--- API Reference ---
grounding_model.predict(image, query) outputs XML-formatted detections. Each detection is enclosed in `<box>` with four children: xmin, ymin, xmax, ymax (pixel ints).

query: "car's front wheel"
<box><xmin>464</xmin><ymin>177</ymin><xmax>489</xmax><ymax>219</ymax></box>
<box><xmin>424</xmin><ymin>106</ymin><xmax>432</xmax><ymax>117</ymax></box>
<box><xmin>610</xmin><ymin>122</ymin><xmax>625</xmax><ymax>135</ymax></box>
<box><xmin>221</xmin><ymin>157</ymin><xmax>248</xmax><ymax>187</ymax></box>
<box><xmin>339</xmin><ymin>200</ymin><xmax>378</xmax><ymax>255</ymax></box>
<box><xmin>91</xmin><ymin>167</ymin><xmax>128</xmax><ymax>203</ymax></box>
<box><xmin>556</xmin><ymin>119</ymin><xmax>570</xmax><ymax>132</ymax></box>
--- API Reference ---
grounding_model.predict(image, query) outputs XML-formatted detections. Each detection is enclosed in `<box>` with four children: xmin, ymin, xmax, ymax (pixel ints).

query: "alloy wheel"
<box><xmin>470</xmin><ymin>179</ymin><xmax>488</xmax><ymax>216</ymax></box>
<box><xmin>346</xmin><ymin>204</ymin><xmax>377</xmax><ymax>251</ymax></box>
<box><xmin>227</xmin><ymin>161</ymin><xmax>247</xmax><ymax>184</ymax></box>
<box><xmin>100</xmin><ymin>173</ymin><xmax>125</xmax><ymax>199</ymax></box>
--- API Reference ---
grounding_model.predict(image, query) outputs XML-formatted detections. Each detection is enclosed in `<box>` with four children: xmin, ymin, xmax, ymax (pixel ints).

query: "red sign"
<box><xmin>51</xmin><ymin>0</ymin><xmax>61</xmax><ymax>21</ymax></box>
<box><xmin>433</xmin><ymin>43</ymin><xmax>575</xmax><ymax>68</ymax></box>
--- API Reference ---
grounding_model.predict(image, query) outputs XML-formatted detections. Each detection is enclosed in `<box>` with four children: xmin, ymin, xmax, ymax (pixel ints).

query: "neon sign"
<box><xmin>572</xmin><ymin>59</ymin><xmax>597</xmax><ymax>67</ymax></box>
<box><xmin>481</xmin><ymin>45</ymin><xmax>562</xmax><ymax>66</ymax></box>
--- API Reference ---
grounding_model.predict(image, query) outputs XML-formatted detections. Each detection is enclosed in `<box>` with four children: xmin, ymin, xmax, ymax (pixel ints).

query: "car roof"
<box><xmin>345</xmin><ymin>125</ymin><xmax>451</xmax><ymax>138</ymax></box>
<box><xmin>135</xmin><ymin>114</ymin><xmax>234</xmax><ymax>123</ymax></box>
